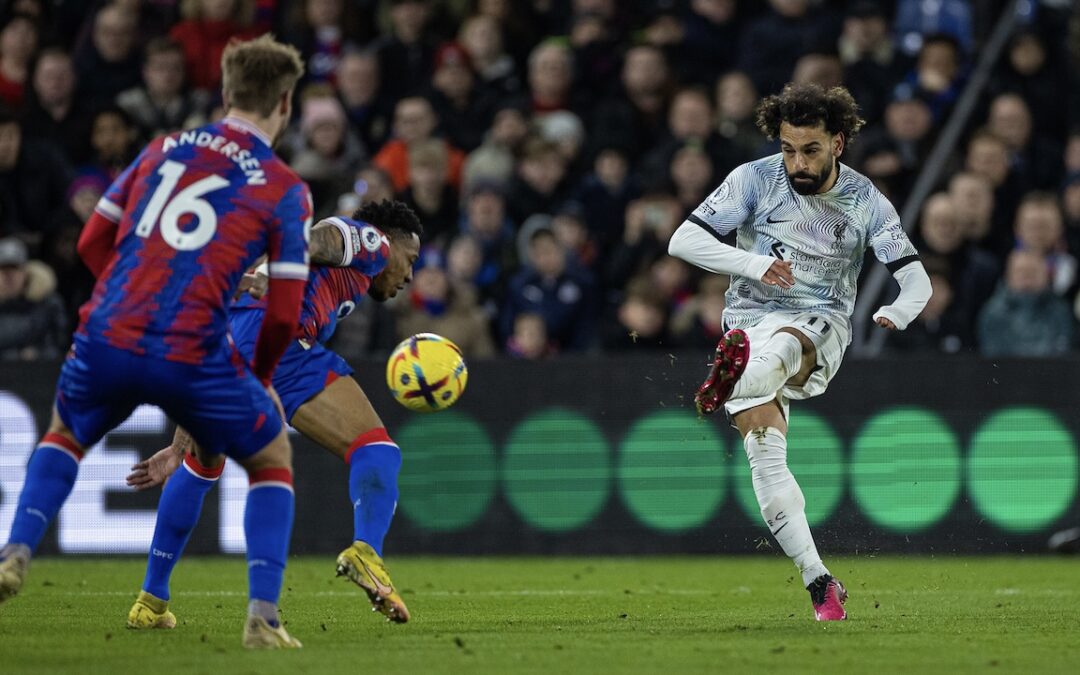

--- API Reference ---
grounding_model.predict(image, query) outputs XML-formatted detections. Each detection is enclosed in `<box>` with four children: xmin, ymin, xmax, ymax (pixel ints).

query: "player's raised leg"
<box><xmin>731</xmin><ymin>336</ymin><xmax>847</xmax><ymax>622</ymax></box>
<box><xmin>291</xmin><ymin>375</ymin><xmax>409</xmax><ymax>622</ymax></box>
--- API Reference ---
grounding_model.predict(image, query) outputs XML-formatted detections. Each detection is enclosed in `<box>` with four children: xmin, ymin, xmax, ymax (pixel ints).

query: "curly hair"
<box><xmin>755</xmin><ymin>83</ymin><xmax>865</xmax><ymax>144</ymax></box>
<box><xmin>353</xmin><ymin>199</ymin><xmax>424</xmax><ymax>241</ymax></box>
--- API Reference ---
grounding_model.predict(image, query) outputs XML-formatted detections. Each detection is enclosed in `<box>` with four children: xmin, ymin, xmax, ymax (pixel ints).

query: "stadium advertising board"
<box><xmin>1</xmin><ymin>356</ymin><xmax>1077</xmax><ymax>555</ymax></box>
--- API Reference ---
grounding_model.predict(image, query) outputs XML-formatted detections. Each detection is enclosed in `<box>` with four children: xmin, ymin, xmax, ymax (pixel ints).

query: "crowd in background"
<box><xmin>1</xmin><ymin>0</ymin><xmax>1078</xmax><ymax>362</ymax></box>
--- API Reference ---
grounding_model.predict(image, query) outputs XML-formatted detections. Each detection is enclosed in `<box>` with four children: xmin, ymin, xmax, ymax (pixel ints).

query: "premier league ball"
<box><xmin>386</xmin><ymin>333</ymin><xmax>468</xmax><ymax>412</ymax></box>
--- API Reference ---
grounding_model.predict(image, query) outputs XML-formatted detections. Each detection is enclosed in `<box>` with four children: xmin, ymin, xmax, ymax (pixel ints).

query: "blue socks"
<box><xmin>345</xmin><ymin>429</ymin><xmax>402</xmax><ymax>557</ymax></box>
<box><xmin>142</xmin><ymin>455</ymin><xmax>223</xmax><ymax>600</ymax></box>
<box><xmin>6</xmin><ymin>434</ymin><xmax>83</xmax><ymax>553</ymax></box>
<box><xmin>244</xmin><ymin>468</ymin><xmax>295</xmax><ymax>605</ymax></box>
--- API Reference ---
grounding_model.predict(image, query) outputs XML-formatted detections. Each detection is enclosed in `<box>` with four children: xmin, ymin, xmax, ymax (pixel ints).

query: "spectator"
<box><xmin>500</xmin><ymin>224</ymin><xmax>596</xmax><ymax>352</ymax></box>
<box><xmin>670</xmin><ymin>274</ymin><xmax>728</xmax><ymax>349</ymax></box>
<box><xmin>0</xmin><ymin>236</ymin><xmax>66</xmax><ymax>361</ymax></box>
<box><xmin>977</xmin><ymin>249</ymin><xmax>1072</xmax><ymax>357</ymax></box>
<box><xmin>0</xmin><ymin>108</ymin><xmax>73</xmax><ymax>251</ymax></box>
<box><xmin>19</xmin><ymin>47</ymin><xmax>92</xmax><ymax>164</ymax></box>
<box><xmin>505</xmin><ymin>311</ymin><xmax>553</xmax><ymax>359</ymax></box>
<box><xmin>395</xmin><ymin>246</ymin><xmax>496</xmax><ymax>358</ymax></box>
<box><xmin>641</xmin><ymin>86</ymin><xmax>738</xmax><ymax>190</ymax></box>
<box><xmin>839</xmin><ymin>1</ymin><xmax>909</xmax><ymax>127</ymax></box>
<box><xmin>648</xmin><ymin>0</ymin><xmax>739</xmax><ymax>87</ymax></box>
<box><xmin>551</xmin><ymin>200</ymin><xmax>596</xmax><ymax>271</ymax></box>
<box><xmin>667</xmin><ymin>141</ymin><xmax>715</xmax><ymax>214</ymax></box>
<box><xmin>991</xmin><ymin>29</ymin><xmax>1068</xmax><ymax>141</ymax></box>
<box><xmin>458</xmin><ymin>179</ymin><xmax>516</xmax><ymax>305</ymax></box>
<box><xmin>715</xmin><ymin>71</ymin><xmax>766</xmax><ymax>160</ymax></box>
<box><xmin>965</xmin><ymin>129</ymin><xmax>1021</xmax><ymax>229</ymax></box>
<box><xmin>281</xmin><ymin>0</ymin><xmax>367</xmax><ymax>85</ymax></box>
<box><xmin>461</xmin><ymin>98</ymin><xmax>529</xmax><ymax>190</ymax></box>
<box><xmin>851</xmin><ymin>88</ymin><xmax>934</xmax><ymax>203</ymax></box>
<box><xmin>426</xmin><ymin>41</ymin><xmax>496</xmax><ymax>152</ymax></box>
<box><xmin>986</xmin><ymin>92</ymin><xmax>1062</xmax><ymax>192</ymax></box>
<box><xmin>505</xmin><ymin>137</ymin><xmax>568</xmax><ymax>224</ymax></box>
<box><xmin>565</xmin><ymin>0</ymin><xmax>622</xmax><ymax>101</ymax></box>
<box><xmin>355</xmin><ymin>165</ymin><xmax>395</xmax><ymax>205</ymax></box>
<box><xmin>574</xmin><ymin>144</ymin><xmax>638</xmax><ymax>254</ymax></box>
<box><xmin>458</xmin><ymin>13</ymin><xmax>521</xmax><ymax>97</ymax></box>
<box><xmin>375</xmin><ymin>0</ymin><xmax>436</xmax><ymax>99</ymax></box>
<box><xmin>1012</xmin><ymin>192</ymin><xmax>1077</xmax><ymax>296</ymax></box>
<box><xmin>79</xmin><ymin>106</ymin><xmax>138</xmax><ymax>185</ymax></box>
<box><xmin>76</xmin><ymin>3</ymin><xmax>143</xmax><ymax>105</ymax></box>
<box><xmin>526</xmin><ymin>40</ymin><xmax>576</xmax><ymax>115</ymax></box>
<box><xmin>535</xmin><ymin>109</ymin><xmax>586</xmax><ymax>175</ymax></box>
<box><xmin>1062</xmin><ymin>171</ymin><xmax>1080</xmax><ymax>256</ymax></box>
<box><xmin>894</xmin><ymin>0</ymin><xmax>973</xmax><ymax>57</ymax></box>
<box><xmin>916</xmin><ymin>192</ymin><xmax>1000</xmax><ymax>342</ymax></box>
<box><xmin>588</xmin><ymin>44</ymin><xmax>671</xmax><ymax>163</ymax></box>
<box><xmin>792</xmin><ymin>51</ymin><xmax>844</xmax><ymax>90</ymax></box>
<box><xmin>947</xmin><ymin>171</ymin><xmax>996</xmax><ymax>253</ymax></box>
<box><xmin>0</xmin><ymin>13</ymin><xmax>39</xmax><ymax>110</ymax></box>
<box><xmin>372</xmin><ymin>95</ymin><xmax>465</xmax><ymax>192</ymax></box>
<box><xmin>335</xmin><ymin>50</ymin><xmax>393</xmax><ymax>154</ymax></box>
<box><xmin>888</xmin><ymin>258</ymin><xmax>967</xmax><ymax>354</ymax></box>
<box><xmin>401</xmin><ymin>138</ymin><xmax>458</xmax><ymax>244</ymax></box>
<box><xmin>901</xmin><ymin>33</ymin><xmax>965</xmax><ymax>122</ymax></box>
<box><xmin>737</xmin><ymin>0</ymin><xmax>840</xmax><ymax>95</ymax></box>
<box><xmin>117</xmin><ymin>37</ymin><xmax>210</xmax><ymax>141</ymax></box>
<box><xmin>604</xmin><ymin>192</ymin><xmax>682</xmax><ymax>290</ymax></box>
<box><xmin>290</xmin><ymin>94</ymin><xmax>365</xmax><ymax>211</ymax></box>
<box><xmin>601</xmin><ymin>276</ymin><xmax>669</xmax><ymax>350</ymax></box>
<box><xmin>169</xmin><ymin>0</ymin><xmax>258</xmax><ymax>93</ymax></box>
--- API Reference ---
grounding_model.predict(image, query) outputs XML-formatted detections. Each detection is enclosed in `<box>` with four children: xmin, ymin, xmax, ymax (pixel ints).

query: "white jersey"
<box><xmin>689</xmin><ymin>154</ymin><xmax>919</xmax><ymax>336</ymax></box>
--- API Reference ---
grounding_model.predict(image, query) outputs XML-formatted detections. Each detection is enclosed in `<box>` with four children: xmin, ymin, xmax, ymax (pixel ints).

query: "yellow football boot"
<box><xmin>335</xmin><ymin>541</ymin><xmax>410</xmax><ymax>623</ymax></box>
<box><xmin>242</xmin><ymin>615</ymin><xmax>302</xmax><ymax>649</ymax></box>
<box><xmin>126</xmin><ymin>590</ymin><xmax>177</xmax><ymax>629</ymax></box>
<box><xmin>0</xmin><ymin>553</ymin><xmax>28</xmax><ymax>604</ymax></box>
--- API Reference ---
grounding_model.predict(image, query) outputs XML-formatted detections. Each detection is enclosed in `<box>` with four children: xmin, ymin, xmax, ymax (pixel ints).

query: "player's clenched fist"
<box><xmin>761</xmin><ymin>260</ymin><xmax>795</xmax><ymax>288</ymax></box>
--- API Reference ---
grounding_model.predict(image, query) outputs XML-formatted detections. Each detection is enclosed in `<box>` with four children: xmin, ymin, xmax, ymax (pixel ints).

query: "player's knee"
<box><xmin>242</xmin><ymin>430</ymin><xmax>293</xmax><ymax>472</ymax></box>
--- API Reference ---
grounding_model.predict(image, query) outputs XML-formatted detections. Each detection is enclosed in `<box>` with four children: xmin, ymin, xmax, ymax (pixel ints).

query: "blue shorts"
<box><xmin>228</xmin><ymin>308</ymin><xmax>354</xmax><ymax>421</ymax></box>
<box><xmin>56</xmin><ymin>334</ymin><xmax>282</xmax><ymax>459</ymax></box>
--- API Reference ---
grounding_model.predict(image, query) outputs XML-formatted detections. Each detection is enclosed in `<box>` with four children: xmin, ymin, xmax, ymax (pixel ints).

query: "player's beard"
<box><xmin>787</xmin><ymin>158</ymin><xmax>836</xmax><ymax>195</ymax></box>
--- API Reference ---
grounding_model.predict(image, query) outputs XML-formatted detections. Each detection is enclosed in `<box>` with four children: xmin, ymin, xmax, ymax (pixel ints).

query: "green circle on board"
<box><xmin>850</xmin><ymin>407</ymin><xmax>961</xmax><ymax>532</ymax></box>
<box><xmin>733</xmin><ymin>411</ymin><xmax>844</xmax><ymax>527</ymax></box>
<box><xmin>502</xmin><ymin>408</ymin><xmax>611</xmax><ymax>531</ymax></box>
<box><xmin>395</xmin><ymin>410</ymin><xmax>496</xmax><ymax>532</ymax></box>
<box><xmin>967</xmin><ymin>407</ymin><xmax>1078</xmax><ymax>533</ymax></box>
<box><xmin>617</xmin><ymin>410</ymin><xmax>726</xmax><ymax>531</ymax></box>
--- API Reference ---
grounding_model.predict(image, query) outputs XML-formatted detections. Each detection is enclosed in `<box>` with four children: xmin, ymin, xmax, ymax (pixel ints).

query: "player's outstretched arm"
<box><xmin>126</xmin><ymin>427</ymin><xmax>193</xmax><ymax>490</ymax></box>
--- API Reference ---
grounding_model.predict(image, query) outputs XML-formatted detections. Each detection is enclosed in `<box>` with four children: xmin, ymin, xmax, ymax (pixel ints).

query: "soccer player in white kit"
<box><xmin>668</xmin><ymin>83</ymin><xmax>933</xmax><ymax>621</ymax></box>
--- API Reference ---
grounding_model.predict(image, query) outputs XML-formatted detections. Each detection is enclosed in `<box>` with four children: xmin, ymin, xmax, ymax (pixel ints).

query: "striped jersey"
<box><xmin>688</xmin><ymin>154</ymin><xmax>918</xmax><ymax>333</ymax></box>
<box><xmin>79</xmin><ymin>117</ymin><xmax>312</xmax><ymax>364</ymax></box>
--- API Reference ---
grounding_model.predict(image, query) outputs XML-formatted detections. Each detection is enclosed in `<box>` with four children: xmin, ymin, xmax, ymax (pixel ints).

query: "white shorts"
<box><xmin>723</xmin><ymin>311</ymin><xmax>850</xmax><ymax>421</ymax></box>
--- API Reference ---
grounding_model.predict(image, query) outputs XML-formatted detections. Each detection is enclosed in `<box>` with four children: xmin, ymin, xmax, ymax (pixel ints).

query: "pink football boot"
<box><xmin>808</xmin><ymin>575</ymin><xmax>848</xmax><ymax>621</ymax></box>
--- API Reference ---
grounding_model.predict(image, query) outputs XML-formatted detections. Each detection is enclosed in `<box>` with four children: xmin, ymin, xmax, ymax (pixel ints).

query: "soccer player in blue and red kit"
<box><xmin>0</xmin><ymin>36</ymin><xmax>312</xmax><ymax>649</ymax></box>
<box><xmin>124</xmin><ymin>200</ymin><xmax>423</xmax><ymax>628</ymax></box>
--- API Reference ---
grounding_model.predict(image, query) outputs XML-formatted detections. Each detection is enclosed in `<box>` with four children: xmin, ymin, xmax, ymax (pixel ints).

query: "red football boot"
<box><xmin>694</xmin><ymin>329</ymin><xmax>750</xmax><ymax>415</ymax></box>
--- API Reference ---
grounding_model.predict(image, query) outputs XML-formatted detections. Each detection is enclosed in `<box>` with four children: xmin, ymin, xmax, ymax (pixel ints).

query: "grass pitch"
<box><xmin>1</xmin><ymin>556</ymin><xmax>1079</xmax><ymax>674</ymax></box>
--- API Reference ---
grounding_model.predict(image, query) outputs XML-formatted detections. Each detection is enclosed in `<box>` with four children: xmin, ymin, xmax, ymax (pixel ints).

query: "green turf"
<box><xmin>2</xmin><ymin>556</ymin><xmax>1079</xmax><ymax>674</ymax></box>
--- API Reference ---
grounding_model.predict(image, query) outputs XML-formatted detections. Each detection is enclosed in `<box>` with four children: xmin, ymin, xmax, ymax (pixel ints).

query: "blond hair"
<box><xmin>221</xmin><ymin>34</ymin><xmax>304</xmax><ymax>117</ymax></box>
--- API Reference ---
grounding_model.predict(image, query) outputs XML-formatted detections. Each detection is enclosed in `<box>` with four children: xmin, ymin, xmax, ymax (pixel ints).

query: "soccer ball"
<box><xmin>386</xmin><ymin>333</ymin><xmax>468</xmax><ymax>412</ymax></box>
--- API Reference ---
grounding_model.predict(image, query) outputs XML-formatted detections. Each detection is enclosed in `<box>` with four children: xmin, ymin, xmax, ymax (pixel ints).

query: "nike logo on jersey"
<box><xmin>766</xmin><ymin>216</ymin><xmax>789</xmax><ymax>224</ymax></box>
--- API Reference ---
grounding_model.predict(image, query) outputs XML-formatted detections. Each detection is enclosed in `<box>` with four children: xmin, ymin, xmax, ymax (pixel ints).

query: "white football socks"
<box><xmin>731</xmin><ymin>332</ymin><xmax>803</xmax><ymax>401</ymax></box>
<box><xmin>744</xmin><ymin>426</ymin><xmax>829</xmax><ymax>587</ymax></box>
